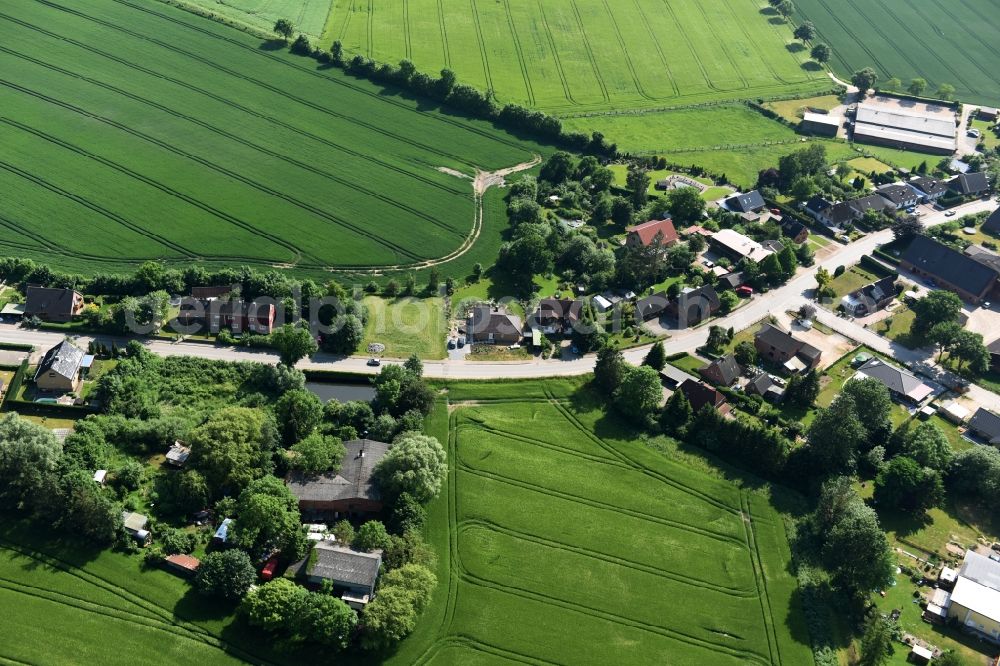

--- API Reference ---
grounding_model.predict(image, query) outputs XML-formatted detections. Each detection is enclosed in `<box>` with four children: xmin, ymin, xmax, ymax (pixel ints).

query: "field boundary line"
<box><xmin>402</xmin><ymin>0</ymin><xmax>411</xmax><ymax>59</ymax></box>
<box><xmin>43</xmin><ymin>0</ymin><xmax>537</xmax><ymax>159</ymax></box>
<box><xmin>459</xmin><ymin>519</ymin><xmax>757</xmax><ymax>596</ymax></box>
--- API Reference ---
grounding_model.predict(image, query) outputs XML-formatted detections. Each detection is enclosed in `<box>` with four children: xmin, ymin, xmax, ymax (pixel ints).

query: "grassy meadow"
<box><xmin>794</xmin><ymin>0</ymin><xmax>1000</xmax><ymax>107</ymax></box>
<box><xmin>326</xmin><ymin>0</ymin><xmax>828</xmax><ymax>115</ymax></box>
<box><xmin>0</xmin><ymin>0</ymin><xmax>541</xmax><ymax>278</ymax></box>
<box><xmin>179</xmin><ymin>0</ymin><xmax>335</xmax><ymax>38</ymax></box>
<box><xmin>391</xmin><ymin>379</ymin><xmax>813</xmax><ymax>666</ymax></box>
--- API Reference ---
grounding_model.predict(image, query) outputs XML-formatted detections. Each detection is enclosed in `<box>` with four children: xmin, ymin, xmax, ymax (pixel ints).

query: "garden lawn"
<box><xmin>362</xmin><ymin>296</ymin><xmax>447</xmax><ymax>359</ymax></box>
<box><xmin>396</xmin><ymin>379</ymin><xmax>813</xmax><ymax>665</ymax></box>
<box><xmin>0</xmin><ymin>0</ymin><xmax>541</xmax><ymax>280</ymax></box>
<box><xmin>827</xmin><ymin>265</ymin><xmax>880</xmax><ymax>301</ymax></box>
<box><xmin>847</xmin><ymin>156</ymin><xmax>893</xmax><ymax>174</ymax></box>
<box><xmin>763</xmin><ymin>94</ymin><xmax>842</xmax><ymax>123</ymax></box>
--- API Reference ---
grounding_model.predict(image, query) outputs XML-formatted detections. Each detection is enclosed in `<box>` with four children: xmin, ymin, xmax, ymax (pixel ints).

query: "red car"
<box><xmin>736</xmin><ymin>286</ymin><xmax>754</xmax><ymax>297</ymax></box>
<box><xmin>260</xmin><ymin>555</ymin><xmax>279</xmax><ymax>581</ymax></box>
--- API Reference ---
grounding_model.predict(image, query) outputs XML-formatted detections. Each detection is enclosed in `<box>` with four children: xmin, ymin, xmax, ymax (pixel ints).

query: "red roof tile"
<box><xmin>627</xmin><ymin>219</ymin><xmax>678</xmax><ymax>247</ymax></box>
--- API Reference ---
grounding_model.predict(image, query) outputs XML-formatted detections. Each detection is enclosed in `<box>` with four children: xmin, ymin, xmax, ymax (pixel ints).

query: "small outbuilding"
<box><xmin>213</xmin><ymin>517</ymin><xmax>233</xmax><ymax>546</ymax></box>
<box><xmin>165</xmin><ymin>441</ymin><xmax>191</xmax><ymax>467</ymax></box>
<box><xmin>164</xmin><ymin>554</ymin><xmax>201</xmax><ymax>577</ymax></box>
<box><xmin>122</xmin><ymin>512</ymin><xmax>150</xmax><ymax>545</ymax></box>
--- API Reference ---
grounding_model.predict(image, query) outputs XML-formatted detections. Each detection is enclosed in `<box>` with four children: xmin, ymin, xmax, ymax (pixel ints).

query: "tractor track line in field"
<box><xmin>568</xmin><ymin>0</ymin><xmax>609</xmax><ymax>102</ymax></box>
<box><xmin>543</xmin><ymin>390</ymin><xmax>744</xmax><ymax>517</ymax></box>
<box><xmin>658</xmin><ymin>0</ymin><xmax>719</xmax><ymax>91</ymax></box>
<box><xmin>456</xmin><ymin>569</ymin><xmax>771</xmax><ymax>664</ymax></box>
<box><xmin>841</xmin><ymin>0</ymin><xmax>974</xmax><ymax>95</ymax></box>
<box><xmin>718</xmin><ymin>0</ymin><xmax>789</xmax><ymax>85</ymax></box>
<box><xmin>35</xmin><ymin>0</ymin><xmax>529</xmax><ymax>168</ymax></box>
<box><xmin>458</xmin><ymin>420</ymin><xmax>626</xmax><ymax>466</ymax></box>
<box><xmin>402</xmin><ymin>0</ymin><xmax>411</xmax><ymax>60</ymax></box>
<box><xmin>336</xmin><ymin>0</ymin><xmax>353</xmax><ymax>41</ymax></box>
<box><xmin>807</xmin><ymin>0</ymin><xmax>893</xmax><ymax>81</ymax></box>
<box><xmin>458</xmin><ymin>519</ymin><xmax>757</xmax><ymax>596</ymax></box>
<box><xmin>0</xmin><ymin>575</ymin><xmax>217</xmax><ymax>645</ymax></box>
<box><xmin>0</xmin><ymin>27</ymin><xmax>468</xmax><ymax>199</ymax></box>
<box><xmin>689</xmin><ymin>0</ymin><xmax>749</xmax><ymax>91</ymax></box>
<box><xmin>503</xmin><ymin>0</ymin><xmax>537</xmax><ymax>106</ymax></box>
<box><xmin>532</xmin><ymin>0</ymin><xmax>574</xmax><ymax>106</ymax></box>
<box><xmin>0</xmin><ymin>212</ymin><xmax>155</xmax><ymax>263</ymax></box>
<box><xmin>435</xmin><ymin>0</ymin><xmax>451</xmax><ymax>66</ymax></box>
<box><xmin>110</xmin><ymin>0</ymin><xmax>540</xmax><ymax>153</ymax></box>
<box><xmin>327</xmin><ymin>155</ymin><xmax>540</xmax><ymax>274</ymax></box>
<box><xmin>631</xmin><ymin>0</ymin><xmax>680</xmax><ymax>97</ymax></box>
<box><xmin>466</xmin><ymin>0</ymin><xmax>495</xmax><ymax>95</ymax></box>
<box><xmin>904</xmin><ymin>0</ymin><xmax>1000</xmax><ymax>89</ymax></box>
<box><xmin>0</xmin><ymin>538</ymin><xmax>277</xmax><ymax>665</ymax></box>
<box><xmin>414</xmin><ymin>636</ymin><xmax>560</xmax><ymax>666</ymax></box>
<box><xmin>442</xmin><ymin>410</ymin><xmax>462</xmax><ymax>636</ymax></box>
<box><xmin>740</xmin><ymin>493</ymin><xmax>781</xmax><ymax>665</ymax></box>
<box><xmin>0</xmin><ymin>48</ymin><xmax>468</xmax><ymax>239</ymax></box>
<box><xmin>0</xmin><ymin>159</ymin><xmax>198</xmax><ymax>261</ymax></box>
<box><xmin>366</xmin><ymin>0</ymin><xmax>373</xmax><ymax>57</ymax></box>
<box><xmin>456</xmin><ymin>462</ymin><xmax>748</xmax><ymax>548</ymax></box>
<box><xmin>0</xmin><ymin>110</ymin><xmax>323</xmax><ymax>265</ymax></box>
<box><xmin>598</xmin><ymin>0</ymin><xmax>654</xmax><ymax>100</ymax></box>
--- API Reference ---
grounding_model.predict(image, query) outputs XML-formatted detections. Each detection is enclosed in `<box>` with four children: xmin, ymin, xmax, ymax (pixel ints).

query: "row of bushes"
<box><xmin>858</xmin><ymin>254</ymin><xmax>898</xmax><ymax>278</ymax></box>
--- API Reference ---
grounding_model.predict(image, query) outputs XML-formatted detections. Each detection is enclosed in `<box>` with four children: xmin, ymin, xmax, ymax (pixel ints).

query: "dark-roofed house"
<box><xmin>876</xmin><ymin>184</ymin><xmax>919</xmax><ymax>210</ymax></box>
<box><xmin>725</xmin><ymin>190</ymin><xmax>766</xmax><ymax>213</ymax></box>
<box><xmin>295</xmin><ymin>541</ymin><xmax>382</xmax><ymax>610</ymax></box>
<box><xmin>530</xmin><ymin>298</ymin><xmax>583</xmax><ymax>336</ymax></box>
<box><xmin>626</xmin><ymin>218</ymin><xmax>678</xmax><ymax>249</ymax></box>
<box><xmin>190</xmin><ymin>285</ymin><xmax>233</xmax><ymax>300</ymax></box>
<box><xmin>966</xmin><ymin>245</ymin><xmax>1000</xmax><ymax>275</ymax></box>
<box><xmin>666</xmin><ymin>286</ymin><xmax>720</xmax><ymax>327</ymax></box>
<box><xmin>780</xmin><ymin>218</ymin><xmax>809</xmax><ymax>244</ymax></box>
<box><xmin>636</xmin><ymin>291</ymin><xmax>670</xmax><ymax>321</ymax></box>
<box><xmin>803</xmin><ymin>195</ymin><xmax>833</xmax><ymax>221</ymax></box>
<box><xmin>968</xmin><ymin>408</ymin><xmax>1000</xmax><ymax>445</ymax></box>
<box><xmin>983</xmin><ymin>208</ymin><xmax>1000</xmax><ymax>236</ymax></box>
<box><xmin>717</xmin><ymin>271</ymin><xmax>747</xmax><ymax>291</ymax></box>
<box><xmin>948</xmin><ymin>172</ymin><xmax>990</xmax><ymax>197</ymax></box>
<box><xmin>854</xmin><ymin>358</ymin><xmax>934</xmax><ymax>405</ymax></box>
<box><xmin>678</xmin><ymin>379</ymin><xmax>730</xmax><ymax>416</ymax></box>
<box><xmin>659</xmin><ymin>365</ymin><xmax>697</xmax><ymax>390</ymax></box>
<box><xmin>176</xmin><ymin>299</ymin><xmax>276</xmax><ymax>335</ymax></box>
<box><xmin>287</xmin><ymin>439</ymin><xmax>389</xmax><ymax>518</ymax></box>
<box><xmin>33</xmin><ymin>340</ymin><xmax>86</xmax><ymax>393</ymax></box>
<box><xmin>908</xmin><ymin>177</ymin><xmax>949</xmax><ymax>203</ymax></box>
<box><xmin>989</xmin><ymin>338</ymin><xmax>1000</xmax><ymax>372</ymax></box>
<box><xmin>849</xmin><ymin>194</ymin><xmax>892</xmax><ymax>217</ymax></box>
<box><xmin>747</xmin><ymin>373</ymin><xmax>785</xmax><ymax>402</ymax></box>
<box><xmin>24</xmin><ymin>286</ymin><xmax>84</xmax><ymax>323</ymax></box>
<box><xmin>900</xmin><ymin>235</ymin><xmax>1000</xmax><ymax>304</ymax></box>
<box><xmin>699</xmin><ymin>354</ymin><xmax>741</xmax><ymax>387</ymax></box>
<box><xmin>754</xmin><ymin>323</ymin><xmax>822</xmax><ymax>373</ymax></box>
<box><xmin>465</xmin><ymin>305</ymin><xmax>522</xmax><ymax>345</ymax></box>
<box><xmin>817</xmin><ymin>201</ymin><xmax>858</xmax><ymax>229</ymax></box>
<box><xmin>840</xmin><ymin>275</ymin><xmax>897</xmax><ymax>317</ymax></box>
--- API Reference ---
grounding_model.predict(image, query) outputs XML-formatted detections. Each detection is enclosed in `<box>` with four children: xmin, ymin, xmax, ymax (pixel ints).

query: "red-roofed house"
<box><xmin>164</xmin><ymin>554</ymin><xmax>200</xmax><ymax>577</ymax></box>
<box><xmin>626</xmin><ymin>219</ymin><xmax>678</xmax><ymax>249</ymax></box>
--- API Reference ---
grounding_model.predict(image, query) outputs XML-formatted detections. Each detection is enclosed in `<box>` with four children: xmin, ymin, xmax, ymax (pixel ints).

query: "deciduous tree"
<box><xmin>373</xmin><ymin>433</ymin><xmax>447</xmax><ymax>502</ymax></box>
<box><xmin>195</xmin><ymin>550</ymin><xmax>256</xmax><ymax>600</ymax></box>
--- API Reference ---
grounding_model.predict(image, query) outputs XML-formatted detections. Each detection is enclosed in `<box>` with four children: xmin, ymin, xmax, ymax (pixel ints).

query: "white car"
<box><xmin>967</xmin><ymin>128</ymin><xmax>982</xmax><ymax>138</ymax></box>
<box><xmin>945</xmin><ymin>210</ymin><xmax>956</xmax><ymax>217</ymax></box>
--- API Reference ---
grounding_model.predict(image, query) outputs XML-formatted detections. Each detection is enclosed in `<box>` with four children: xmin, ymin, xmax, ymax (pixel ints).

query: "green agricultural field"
<box><xmin>568</xmin><ymin>103</ymin><xmax>800</xmax><ymax>155</ymax></box>
<box><xmin>0</xmin><ymin>0</ymin><xmax>542</xmax><ymax>279</ymax></box>
<box><xmin>326</xmin><ymin>0</ymin><xmax>829</xmax><ymax>115</ymax></box>
<box><xmin>794</xmin><ymin>0</ymin><xmax>1000</xmax><ymax>107</ymax></box>
<box><xmin>395</xmin><ymin>380</ymin><xmax>813</xmax><ymax>666</ymax></box>
<box><xmin>178</xmin><ymin>0</ymin><xmax>335</xmax><ymax>39</ymax></box>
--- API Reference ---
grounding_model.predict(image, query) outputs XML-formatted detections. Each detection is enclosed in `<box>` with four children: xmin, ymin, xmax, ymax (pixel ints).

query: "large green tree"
<box><xmin>270</xmin><ymin>324</ymin><xmax>318</xmax><ymax>367</ymax></box>
<box><xmin>195</xmin><ymin>550</ymin><xmax>256</xmax><ymax>600</ymax></box>
<box><xmin>232</xmin><ymin>476</ymin><xmax>305</xmax><ymax>559</ymax></box>
<box><xmin>910</xmin><ymin>290</ymin><xmax>961</xmax><ymax>337</ymax></box>
<box><xmin>858</xmin><ymin>613</ymin><xmax>895</xmax><ymax>666</ymax></box>
<box><xmin>0</xmin><ymin>413</ymin><xmax>62</xmax><ymax>512</ymax></box>
<box><xmin>190</xmin><ymin>407</ymin><xmax>277</xmax><ymax>496</ymax></box>
<box><xmin>274</xmin><ymin>389</ymin><xmax>323</xmax><ymax>445</ymax></box>
<box><xmin>373</xmin><ymin>433</ymin><xmax>447</xmax><ymax>503</ymax></box>
<box><xmin>613</xmin><ymin>365</ymin><xmax>663</xmax><ymax>421</ymax></box>
<box><xmin>902</xmin><ymin>422</ymin><xmax>952</xmax><ymax>471</ymax></box>
<box><xmin>806</xmin><ymin>393</ymin><xmax>866</xmax><ymax>473</ymax></box>
<box><xmin>289</xmin><ymin>433</ymin><xmax>345</xmax><ymax>474</ymax></box>
<box><xmin>822</xmin><ymin>499</ymin><xmax>893</xmax><ymax>597</ymax></box>
<box><xmin>841</xmin><ymin>377</ymin><xmax>892</xmax><ymax>446</ymax></box>
<box><xmin>875</xmin><ymin>456</ymin><xmax>944</xmax><ymax>513</ymax></box>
